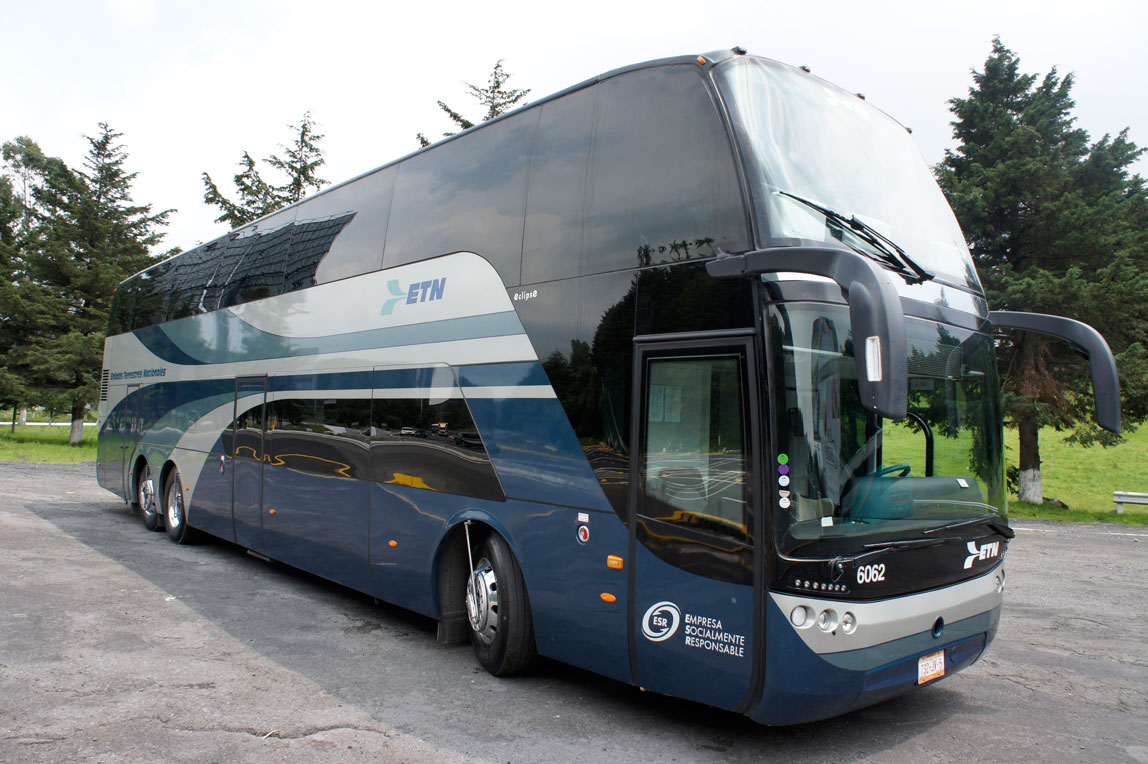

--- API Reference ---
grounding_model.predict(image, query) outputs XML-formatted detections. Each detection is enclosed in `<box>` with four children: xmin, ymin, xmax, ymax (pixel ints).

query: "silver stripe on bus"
<box><xmin>770</xmin><ymin>564</ymin><xmax>1003</xmax><ymax>654</ymax></box>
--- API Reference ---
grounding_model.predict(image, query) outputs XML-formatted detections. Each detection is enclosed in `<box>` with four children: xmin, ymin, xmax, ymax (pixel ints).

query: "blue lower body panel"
<box><xmin>752</xmin><ymin>596</ymin><xmax>1000</xmax><ymax>726</ymax></box>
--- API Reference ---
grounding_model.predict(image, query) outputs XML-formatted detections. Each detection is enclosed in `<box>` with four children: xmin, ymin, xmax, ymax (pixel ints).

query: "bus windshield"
<box><xmin>715</xmin><ymin>57</ymin><xmax>979</xmax><ymax>291</ymax></box>
<box><xmin>768</xmin><ymin>301</ymin><xmax>1006</xmax><ymax>558</ymax></box>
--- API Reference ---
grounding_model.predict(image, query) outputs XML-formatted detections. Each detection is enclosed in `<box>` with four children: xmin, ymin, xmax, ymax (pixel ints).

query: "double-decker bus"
<box><xmin>97</xmin><ymin>48</ymin><xmax>1120</xmax><ymax>725</ymax></box>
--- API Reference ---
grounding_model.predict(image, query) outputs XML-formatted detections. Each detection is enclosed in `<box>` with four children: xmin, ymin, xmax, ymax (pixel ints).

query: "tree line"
<box><xmin>0</xmin><ymin>47</ymin><xmax>1144</xmax><ymax>508</ymax></box>
<box><xmin>0</xmin><ymin>62</ymin><xmax>517</xmax><ymax>444</ymax></box>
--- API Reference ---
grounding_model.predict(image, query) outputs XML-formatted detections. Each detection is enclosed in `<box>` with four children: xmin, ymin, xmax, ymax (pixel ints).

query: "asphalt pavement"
<box><xmin>1</xmin><ymin>461</ymin><xmax>1146</xmax><ymax>763</ymax></box>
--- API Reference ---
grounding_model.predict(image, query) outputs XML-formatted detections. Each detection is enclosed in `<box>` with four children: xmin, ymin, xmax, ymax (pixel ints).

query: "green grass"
<box><xmin>1005</xmin><ymin>422</ymin><xmax>1148</xmax><ymax>518</ymax></box>
<box><xmin>0</xmin><ymin>424</ymin><xmax>98</xmax><ymax>464</ymax></box>
<box><xmin>1006</xmin><ymin>500</ymin><xmax>1148</xmax><ymax>525</ymax></box>
<box><xmin>884</xmin><ymin>420</ymin><xmax>1148</xmax><ymax>524</ymax></box>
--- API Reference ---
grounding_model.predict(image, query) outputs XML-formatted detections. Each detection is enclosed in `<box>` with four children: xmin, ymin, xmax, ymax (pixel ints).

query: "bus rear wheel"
<box><xmin>134</xmin><ymin>463</ymin><xmax>161</xmax><ymax>531</ymax></box>
<box><xmin>163</xmin><ymin>468</ymin><xmax>193</xmax><ymax>545</ymax></box>
<box><xmin>465</xmin><ymin>534</ymin><xmax>536</xmax><ymax>676</ymax></box>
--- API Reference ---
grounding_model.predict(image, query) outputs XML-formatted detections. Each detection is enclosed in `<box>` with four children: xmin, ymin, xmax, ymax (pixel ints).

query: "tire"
<box><xmin>134</xmin><ymin>463</ymin><xmax>161</xmax><ymax>531</ymax></box>
<box><xmin>163</xmin><ymin>468</ymin><xmax>193</xmax><ymax>545</ymax></box>
<box><xmin>465</xmin><ymin>533</ymin><xmax>536</xmax><ymax>676</ymax></box>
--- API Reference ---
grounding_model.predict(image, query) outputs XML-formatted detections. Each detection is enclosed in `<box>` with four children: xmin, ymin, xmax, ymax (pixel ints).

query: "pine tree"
<box><xmin>203</xmin><ymin>112</ymin><xmax>328</xmax><ymax>227</ymax></box>
<box><xmin>416</xmin><ymin>60</ymin><xmax>530</xmax><ymax>147</ymax></box>
<box><xmin>2</xmin><ymin>125</ymin><xmax>171</xmax><ymax>443</ymax></box>
<box><xmin>937</xmin><ymin>38</ymin><xmax>1148</xmax><ymax>505</ymax></box>
<box><xmin>0</xmin><ymin>174</ymin><xmax>28</xmax><ymax>417</ymax></box>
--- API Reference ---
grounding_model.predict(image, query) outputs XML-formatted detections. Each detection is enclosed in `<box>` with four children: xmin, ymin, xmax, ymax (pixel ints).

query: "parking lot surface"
<box><xmin>2</xmin><ymin>462</ymin><xmax>1146</xmax><ymax>763</ymax></box>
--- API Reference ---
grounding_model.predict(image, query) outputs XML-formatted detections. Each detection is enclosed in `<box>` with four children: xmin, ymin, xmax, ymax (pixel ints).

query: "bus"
<box><xmin>96</xmin><ymin>48</ymin><xmax>1120</xmax><ymax>725</ymax></box>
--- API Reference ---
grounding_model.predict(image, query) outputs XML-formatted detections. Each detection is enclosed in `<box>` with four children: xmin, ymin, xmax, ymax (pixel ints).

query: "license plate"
<box><xmin>918</xmin><ymin>650</ymin><xmax>945</xmax><ymax>684</ymax></box>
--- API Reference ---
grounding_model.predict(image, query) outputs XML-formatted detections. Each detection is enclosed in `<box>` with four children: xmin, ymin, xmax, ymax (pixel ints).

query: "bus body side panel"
<box><xmin>507</xmin><ymin>502</ymin><xmax>631</xmax><ymax>683</ymax></box>
<box><xmin>367</xmin><ymin>481</ymin><xmax>454</xmax><ymax>617</ymax></box>
<box><xmin>364</xmin><ymin>386</ymin><xmax>634</xmax><ymax>682</ymax></box>
<box><xmin>96</xmin><ymin>383</ymin><xmax>131</xmax><ymax>499</ymax></box>
<box><xmin>263</xmin><ymin>460</ymin><xmax>371</xmax><ymax>593</ymax></box>
<box><xmin>462</xmin><ymin>390</ymin><xmax>633</xmax><ymax>681</ymax></box>
<box><xmin>752</xmin><ymin>568</ymin><xmax>1003</xmax><ymax>725</ymax></box>
<box><xmin>185</xmin><ymin>434</ymin><xmax>237</xmax><ymax>542</ymax></box>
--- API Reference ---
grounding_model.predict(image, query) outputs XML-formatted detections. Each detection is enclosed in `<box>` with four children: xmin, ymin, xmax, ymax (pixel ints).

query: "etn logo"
<box><xmin>963</xmin><ymin>540</ymin><xmax>1001</xmax><ymax>569</ymax></box>
<box><xmin>382</xmin><ymin>277</ymin><xmax>447</xmax><ymax>316</ymax></box>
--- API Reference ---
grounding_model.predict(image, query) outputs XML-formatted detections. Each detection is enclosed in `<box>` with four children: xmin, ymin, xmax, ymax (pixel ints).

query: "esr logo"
<box><xmin>641</xmin><ymin>601</ymin><xmax>682</xmax><ymax>642</ymax></box>
<box><xmin>963</xmin><ymin>540</ymin><xmax>1001</xmax><ymax>569</ymax></box>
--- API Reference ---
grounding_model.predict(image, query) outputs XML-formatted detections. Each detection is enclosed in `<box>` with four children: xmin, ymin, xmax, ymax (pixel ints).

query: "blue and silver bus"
<box><xmin>97</xmin><ymin>48</ymin><xmax>1120</xmax><ymax>725</ymax></box>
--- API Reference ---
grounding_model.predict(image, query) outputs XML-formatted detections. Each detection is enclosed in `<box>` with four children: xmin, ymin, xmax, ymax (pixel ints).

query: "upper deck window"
<box><xmin>587</xmin><ymin>66</ymin><xmax>748</xmax><ymax>274</ymax></box>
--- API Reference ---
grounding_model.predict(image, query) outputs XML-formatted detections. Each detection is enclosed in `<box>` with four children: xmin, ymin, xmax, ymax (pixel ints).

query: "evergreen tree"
<box><xmin>937</xmin><ymin>38</ymin><xmax>1148</xmax><ymax>504</ymax></box>
<box><xmin>2</xmin><ymin>125</ymin><xmax>171</xmax><ymax>443</ymax></box>
<box><xmin>203</xmin><ymin>112</ymin><xmax>327</xmax><ymax>228</ymax></box>
<box><xmin>416</xmin><ymin>60</ymin><xmax>530</xmax><ymax>147</ymax></box>
<box><xmin>0</xmin><ymin>174</ymin><xmax>28</xmax><ymax>417</ymax></box>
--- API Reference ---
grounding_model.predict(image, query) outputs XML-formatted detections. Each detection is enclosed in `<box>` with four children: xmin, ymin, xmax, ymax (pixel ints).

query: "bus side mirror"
<box><xmin>707</xmin><ymin>246</ymin><xmax>908</xmax><ymax>420</ymax></box>
<box><xmin>988</xmin><ymin>311</ymin><xmax>1121</xmax><ymax>433</ymax></box>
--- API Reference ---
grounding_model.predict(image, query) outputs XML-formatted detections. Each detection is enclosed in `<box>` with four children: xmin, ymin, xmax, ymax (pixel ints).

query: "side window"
<box><xmin>121</xmin><ymin>261</ymin><xmax>173</xmax><ymax>331</ymax></box>
<box><xmin>588</xmin><ymin>66</ymin><xmax>749</xmax><ymax>274</ymax></box>
<box><xmin>292</xmin><ymin>166</ymin><xmax>396</xmax><ymax>289</ymax></box>
<box><xmin>522</xmin><ymin>86</ymin><xmax>595</xmax><ymax>283</ymax></box>
<box><xmin>368</xmin><ymin>367</ymin><xmax>504</xmax><ymax>500</ymax></box>
<box><xmin>165</xmin><ymin>245</ymin><xmax>220</xmax><ymax>321</ymax></box>
<box><xmin>266</xmin><ymin>396</ymin><xmax>372</xmax><ymax>480</ymax></box>
<box><xmin>219</xmin><ymin>208</ymin><xmax>297</xmax><ymax>309</ymax></box>
<box><xmin>231</xmin><ymin>383</ymin><xmax>266</xmax><ymax>461</ymax></box>
<box><xmin>192</xmin><ymin>237</ymin><xmax>235</xmax><ymax>314</ymax></box>
<box><xmin>641</xmin><ymin>354</ymin><xmax>748</xmax><ymax>542</ymax></box>
<box><xmin>384</xmin><ymin>110</ymin><xmax>539</xmax><ymax>287</ymax></box>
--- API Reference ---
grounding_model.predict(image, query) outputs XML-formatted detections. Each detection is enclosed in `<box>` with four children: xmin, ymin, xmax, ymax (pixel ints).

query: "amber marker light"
<box><xmin>268</xmin><ymin>509</ymin><xmax>276</xmax><ymax>515</ymax></box>
<box><xmin>606</xmin><ymin>555</ymin><xmax>624</xmax><ymax>570</ymax></box>
<box><xmin>389</xmin><ymin>540</ymin><xmax>398</xmax><ymax>548</ymax></box>
<box><xmin>600</xmin><ymin>593</ymin><xmax>617</xmax><ymax>603</ymax></box>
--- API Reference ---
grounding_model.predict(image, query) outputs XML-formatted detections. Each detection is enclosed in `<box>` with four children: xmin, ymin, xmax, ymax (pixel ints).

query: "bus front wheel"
<box><xmin>466</xmin><ymin>534</ymin><xmax>536</xmax><ymax>676</ymax></box>
<box><xmin>134</xmin><ymin>463</ymin><xmax>161</xmax><ymax>532</ymax></box>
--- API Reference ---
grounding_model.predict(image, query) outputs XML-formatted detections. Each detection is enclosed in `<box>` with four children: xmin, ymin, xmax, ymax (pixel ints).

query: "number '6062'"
<box><xmin>857</xmin><ymin>563</ymin><xmax>886</xmax><ymax>584</ymax></box>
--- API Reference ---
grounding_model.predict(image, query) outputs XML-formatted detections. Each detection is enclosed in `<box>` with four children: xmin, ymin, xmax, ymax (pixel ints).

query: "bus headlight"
<box><xmin>817</xmin><ymin>609</ymin><xmax>838</xmax><ymax>632</ymax></box>
<box><xmin>790</xmin><ymin>606</ymin><xmax>812</xmax><ymax>628</ymax></box>
<box><xmin>841</xmin><ymin>611</ymin><xmax>857</xmax><ymax>634</ymax></box>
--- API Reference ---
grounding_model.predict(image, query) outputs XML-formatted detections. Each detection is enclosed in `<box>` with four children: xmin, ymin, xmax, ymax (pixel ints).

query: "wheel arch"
<box><xmin>432</xmin><ymin>510</ymin><xmax>522</xmax><ymax>643</ymax></box>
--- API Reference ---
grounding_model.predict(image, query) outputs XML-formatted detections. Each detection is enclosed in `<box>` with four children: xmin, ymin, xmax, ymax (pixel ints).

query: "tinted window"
<box><xmin>369</xmin><ymin>368</ymin><xmax>504</xmax><ymax>501</ymax></box>
<box><xmin>267</xmin><ymin>396</ymin><xmax>372</xmax><ymax>480</ymax></box>
<box><xmin>588</xmin><ymin>66</ymin><xmax>749</xmax><ymax>273</ymax></box>
<box><xmin>112</xmin><ymin>257</ymin><xmax>179</xmax><ymax>332</ymax></box>
<box><xmin>522</xmin><ymin>87</ymin><xmax>595</xmax><ymax>283</ymax></box>
<box><xmin>191</xmin><ymin>237</ymin><xmax>235</xmax><ymax>315</ymax></box>
<box><xmin>292</xmin><ymin>166</ymin><xmax>395</xmax><ymax>288</ymax></box>
<box><xmin>166</xmin><ymin>245</ymin><xmax>222</xmax><ymax>320</ymax></box>
<box><xmin>384</xmin><ymin>110</ymin><xmax>539</xmax><ymax>287</ymax></box>
<box><xmin>641</xmin><ymin>355</ymin><xmax>748</xmax><ymax>541</ymax></box>
<box><xmin>219</xmin><ymin>208</ymin><xmax>296</xmax><ymax>309</ymax></box>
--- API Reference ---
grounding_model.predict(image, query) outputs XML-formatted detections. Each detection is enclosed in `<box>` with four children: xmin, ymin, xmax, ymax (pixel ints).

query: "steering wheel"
<box><xmin>874</xmin><ymin>463</ymin><xmax>911</xmax><ymax>478</ymax></box>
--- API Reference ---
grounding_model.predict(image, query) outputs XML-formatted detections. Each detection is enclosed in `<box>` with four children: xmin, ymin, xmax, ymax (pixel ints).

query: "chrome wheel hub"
<box><xmin>166</xmin><ymin>485</ymin><xmax>183</xmax><ymax>530</ymax></box>
<box><xmin>465</xmin><ymin>557</ymin><xmax>499</xmax><ymax>645</ymax></box>
<box><xmin>138</xmin><ymin>469</ymin><xmax>155</xmax><ymax>516</ymax></box>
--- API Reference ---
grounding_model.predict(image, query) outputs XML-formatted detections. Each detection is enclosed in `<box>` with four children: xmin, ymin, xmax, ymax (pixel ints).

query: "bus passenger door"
<box><xmin>121</xmin><ymin>383</ymin><xmax>141</xmax><ymax>497</ymax></box>
<box><xmin>232</xmin><ymin>377</ymin><xmax>267</xmax><ymax>554</ymax></box>
<box><xmin>630</xmin><ymin>336</ymin><xmax>761</xmax><ymax>712</ymax></box>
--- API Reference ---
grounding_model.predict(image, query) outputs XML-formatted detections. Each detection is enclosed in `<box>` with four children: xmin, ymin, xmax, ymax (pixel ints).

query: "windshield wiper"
<box><xmin>777</xmin><ymin>190</ymin><xmax>935</xmax><ymax>285</ymax></box>
<box><xmin>821</xmin><ymin>537</ymin><xmax>945</xmax><ymax>579</ymax></box>
<box><xmin>921</xmin><ymin>515</ymin><xmax>1016</xmax><ymax>539</ymax></box>
<box><xmin>861</xmin><ymin>537</ymin><xmax>948</xmax><ymax>550</ymax></box>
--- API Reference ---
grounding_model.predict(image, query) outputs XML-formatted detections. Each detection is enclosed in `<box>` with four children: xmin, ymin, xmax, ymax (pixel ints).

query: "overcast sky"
<box><xmin>2</xmin><ymin>0</ymin><xmax>1145</xmax><ymax>252</ymax></box>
